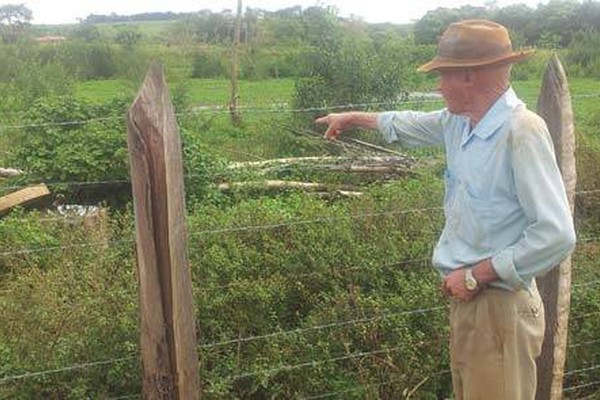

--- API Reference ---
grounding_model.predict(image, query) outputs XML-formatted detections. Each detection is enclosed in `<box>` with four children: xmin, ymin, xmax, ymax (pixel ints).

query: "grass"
<box><xmin>74</xmin><ymin>80</ymin><xmax>138</xmax><ymax>103</ymax></box>
<box><xmin>74</xmin><ymin>77</ymin><xmax>295</xmax><ymax>108</ymax></box>
<box><xmin>72</xmin><ymin>75</ymin><xmax>600</xmax><ymax>167</ymax></box>
<box><xmin>5</xmin><ymin>70</ymin><xmax>600</xmax><ymax>399</ymax></box>
<box><xmin>94</xmin><ymin>20</ymin><xmax>177</xmax><ymax>41</ymax></box>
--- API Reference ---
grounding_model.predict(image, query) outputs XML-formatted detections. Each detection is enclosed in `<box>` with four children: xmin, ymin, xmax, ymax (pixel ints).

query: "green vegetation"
<box><xmin>1</xmin><ymin>1</ymin><xmax>600</xmax><ymax>398</ymax></box>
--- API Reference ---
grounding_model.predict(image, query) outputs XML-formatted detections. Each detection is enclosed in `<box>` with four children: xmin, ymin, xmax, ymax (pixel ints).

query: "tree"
<box><xmin>532</xmin><ymin>0</ymin><xmax>579</xmax><ymax>47</ymax></box>
<box><xmin>115</xmin><ymin>29</ymin><xmax>142</xmax><ymax>48</ymax></box>
<box><xmin>413</xmin><ymin>6</ymin><xmax>488</xmax><ymax>45</ymax></box>
<box><xmin>73</xmin><ymin>24</ymin><xmax>102</xmax><ymax>42</ymax></box>
<box><xmin>0</xmin><ymin>3</ymin><xmax>32</xmax><ymax>43</ymax></box>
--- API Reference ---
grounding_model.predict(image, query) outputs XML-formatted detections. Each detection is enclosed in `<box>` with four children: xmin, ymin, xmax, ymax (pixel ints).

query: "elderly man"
<box><xmin>316</xmin><ymin>20</ymin><xmax>576</xmax><ymax>400</ymax></box>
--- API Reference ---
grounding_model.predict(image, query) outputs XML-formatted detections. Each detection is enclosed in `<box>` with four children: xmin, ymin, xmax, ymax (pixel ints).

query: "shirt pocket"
<box><xmin>445</xmin><ymin>170</ymin><xmax>492</xmax><ymax>250</ymax></box>
<box><xmin>443</xmin><ymin>169</ymin><xmax>458</xmax><ymax>211</ymax></box>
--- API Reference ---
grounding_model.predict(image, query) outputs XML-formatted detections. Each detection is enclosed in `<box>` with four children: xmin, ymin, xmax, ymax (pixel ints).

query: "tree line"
<box><xmin>414</xmin><ymin>0</ymin><xmax>600</xmax><ymax>48</ymax></box>
<box><xmin>3</xmin><ymin>1</ymin><xmax>600</xmax><ymax>49</ymax></box>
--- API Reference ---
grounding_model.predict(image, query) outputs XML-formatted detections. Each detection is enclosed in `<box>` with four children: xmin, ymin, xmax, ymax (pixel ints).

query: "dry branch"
<box><xmin>0</xmin><ymin>168</ymin><xmax>23</xmax><ymax>178</ymax></box>
<box><xmin>228</xmin><ymin>155</ymin><xmax>415</xmax><ymax>178</ymax></box>
<box><xmin>218</xmin><ymin>180</ymin><xmax>362</xmax><ymax>197</ymax></box>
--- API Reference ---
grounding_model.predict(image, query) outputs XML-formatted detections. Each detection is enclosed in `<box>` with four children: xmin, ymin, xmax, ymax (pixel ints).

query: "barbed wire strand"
<box><xmin>565</xmin><ymin>363</ymin><xmax>600</xmax><ymax>377</ymax></box>
<box><xmin>0</xmin><ymin>306</ymin><xmax>594</xmax><ymax>386</ymax></box>
<box><xmin>576</xmin><ymin>189</ymin><xmax>600</xmax><ymax>196</ymax></box>
<box><xmin>2</xmin><ymin>169</ymin><xmax>599</xmax><ymax>200</ymax></box>
<box><xmin>196</xmin><ymin>257</ymin><xmax>432</xmax><ymax>293</ymax></box>
<box><xmin>1</xmin><ymin>91</ymin><xmax>599</xmax><ymax>132</ymax></box>
<box><xmin>0</xmin><ymin>355</ymin><xmax>136</xmax><ymax>385</ymax></box>
<box><xmin>302</xmin><ymin>369</ymin><xmax>452</xmax><ymax>400</ymax></box>
<box><xmin>190</xmin><ymin>207</ymin><xmax>441</xmax><ymax>237</ymax></box>
<box><xmin>0</xmin><ymin>98</ymin><xmax>441</xmax><ymax>132</ymax></box>
<box><xmin>230</xmin><ymin>346</ymin><xmax>402</xmax><ymax>380</ymax></box>
<box><xmin>570</xmin><ymin>310</ymin><xmax>600</xmax><ymax>322</ymax></box>
<box><xmin>0</xmin><ymin>207</ymin><xmax>442</xmax><ymax>257</ymax></box>
<box><xmin>0</xmin><ymin>178</ymin><xmax>131</xmax><ymax>194</ymax></box>
<box><xmin>572</xmin><ymin>279</ymin><xmax>600</xmax><ymax>288</ymax></box>
<box><xmin>0</xmin><ymin>115</ymin><xmax>123</xmax><ymax>131</ymax></box>
<box><xmin>569</xmin><ymin>338</ymin><xmax>600</xmax><ymax>349</ymax></box>
<box><xmin>563</xmin><ymin>379</ymin><xmax>600</xmax><ymax>393</ymax></box>
<box><xmin>0</xmin><ymin>239</ymin><xmax>134</xmax><ymax>257</ymax></box>
<box><xmin>200</xmin><ymin>305</ymin><xmax>447</xmax><ymax>350</ymax></box>
<box><xmin>107</xmin><ymin>395</ymin><xmax>141</xmax><ymax>400</ymax></box>
<box><xmin>578</xmin><ymin>236</ymin><xmax>600</xmax><ymax>244</ymax></box>
<box><xmin>573</xmin><ymin>390</ymin><xmax>600</xmax><ymax>400</ymax></box>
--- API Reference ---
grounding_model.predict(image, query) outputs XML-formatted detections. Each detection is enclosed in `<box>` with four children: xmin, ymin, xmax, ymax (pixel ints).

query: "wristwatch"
<box><xmin>464</xmin><ymin>268</ymin><xmax>479</xmax><ymax>291</ymax></box>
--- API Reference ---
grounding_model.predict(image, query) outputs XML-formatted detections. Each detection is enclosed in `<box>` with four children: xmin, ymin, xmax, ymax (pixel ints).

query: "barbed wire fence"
<box><xmin>0</xmin><ymin>88</ymin><xmax>600</xmax><ymax>399</ymax></box>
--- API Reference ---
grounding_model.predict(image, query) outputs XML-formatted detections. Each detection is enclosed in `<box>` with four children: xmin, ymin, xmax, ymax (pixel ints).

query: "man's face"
<box><xmin>437</xmin><ymin>68</ymin><xmax>471</xmax><ymax>115</ymax></box>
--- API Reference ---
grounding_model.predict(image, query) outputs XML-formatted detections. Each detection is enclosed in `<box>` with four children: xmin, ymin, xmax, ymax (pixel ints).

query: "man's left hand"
<box><xmin>442</xmin><ymin>269</ymin><xmax>480</xmax><ymax>302</ymax></box>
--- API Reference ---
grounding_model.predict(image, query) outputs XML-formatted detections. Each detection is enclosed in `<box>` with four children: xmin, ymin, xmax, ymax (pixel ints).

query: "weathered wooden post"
<box><xmin>229</xmin><ymin>0</ymin><xmax>242</xmax><ymax>126</ymax></box>
<box><xmin>126</xmin><ymin>64</ymin><xmax>200</xmax><ymax>399</ymax></box>
<box><xmin>535</xmin><ymin>53</ymin><xmax>576</xmax><ymax>400</ymax></box>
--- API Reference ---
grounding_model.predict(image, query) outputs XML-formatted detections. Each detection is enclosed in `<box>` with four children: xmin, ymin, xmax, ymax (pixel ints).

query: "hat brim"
<box><xmin>417</xmin><ymin>49</ymin><xmax>535</xmax><ymax>73</ymax></box>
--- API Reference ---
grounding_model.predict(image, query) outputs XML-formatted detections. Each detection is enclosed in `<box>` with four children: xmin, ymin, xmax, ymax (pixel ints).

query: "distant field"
<box><xmin>75</xmin><ymin>78</ymin><xmax>296</xmax><ymax>108</ymax></box>
<box><xmin>94</xmin><ymin>20</ymin><xmax>177</xmax><ymax>42</ymax></box>
<box><xmin>74</xmin><ymin>77</ymin><xmax>600</xmax><ymax>130</ymax></box>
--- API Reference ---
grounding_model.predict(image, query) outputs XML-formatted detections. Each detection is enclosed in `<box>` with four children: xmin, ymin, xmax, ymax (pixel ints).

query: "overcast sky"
<box><xmin>21</xmin><ymin>0</ymin><xmax>550</xmax><ymax>25</ymax></box>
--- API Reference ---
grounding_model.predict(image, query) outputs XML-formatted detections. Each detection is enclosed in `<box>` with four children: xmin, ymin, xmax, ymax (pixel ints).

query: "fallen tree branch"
<box><xmin>0</xmin><ymin>168</ymin><xmax>23</xmax><ymax>178</ymax></box>
<box><xmin>229</xmin><ymin>155</ymin><xmax>414</xmax><ymax>170</ymax></box>
<box><xmin>348</xmin><ymin>138</ymin><xmax>406</xmax><ymax>156</ymax></box>
<box><xmin>217</xmin><ymin>180</ymin><xmax>362</xmax><ymax>197</ymax></box>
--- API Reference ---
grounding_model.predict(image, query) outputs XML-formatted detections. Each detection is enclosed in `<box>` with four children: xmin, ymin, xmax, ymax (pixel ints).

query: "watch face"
<box><xmin>465</xmin><ymin>270</ymin><xmax>478</xmax><ymax>291</ymax></box>
<box><xmin>466</xmin><ymin>278</ymin><xmax>478</xmax><ymax>291</ymax></box>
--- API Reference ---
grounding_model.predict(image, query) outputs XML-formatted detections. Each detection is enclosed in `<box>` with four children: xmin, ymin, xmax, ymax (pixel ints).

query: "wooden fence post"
<box><xmin>126</xmin><ymin>63</ymin><xmax>200</xmax><ymax>400</ymax></box>
<box><xmin>229</xmin><ymin>0</ymin><xmax>242</xmax><ymax>126</ymax></box>
<box><xmin>535</xmin><ymin>53</ymin><xmax>577</xmax><ymax>400</ymax></box>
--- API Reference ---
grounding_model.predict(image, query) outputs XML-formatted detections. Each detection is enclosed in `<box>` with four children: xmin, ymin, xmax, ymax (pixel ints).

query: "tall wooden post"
<box><xmin>229</xmin><ymin>0</ymin><xmax>242</xmax><ymax>126</ymax></box>
<box><xmin>535</xmin><ymin>54</ymin><xmax>576</xmax><ymax>400</ymax></box>
<box><xmin>126</xmin><ymin>64</ymin><xmax>200</xmax><ymax>400</ymax></box>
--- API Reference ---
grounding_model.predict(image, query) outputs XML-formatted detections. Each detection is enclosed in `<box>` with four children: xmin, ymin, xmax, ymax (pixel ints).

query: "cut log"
<box><xmin>218</xmin><ymin>180</ymin><xmax>361</xmax><ymax>196</ymax></box>
<box><xmin>228</xmin><ymin>156</ymin><xmax>414</xmax><ymax>169</ymax></box>
<box><xmin>0</xmin><ymin>168</ymin><xmax>23</xmax><ymax>178</ymax></box>
<box><xmin>0</xmin><ymin>184</ymin><xmax>50</xmax><ymax>216</ymax></box>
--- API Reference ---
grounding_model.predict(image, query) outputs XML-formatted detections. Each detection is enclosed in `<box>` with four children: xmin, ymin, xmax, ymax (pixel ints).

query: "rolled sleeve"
<box><xmin>492</xmin><ymin>248</ymin><xmax>527</xmax><ymax>291</ymax></box>
<box><xmin>377</xmin><ymin>110</ymin><xmax>447</xmax><ymax>147</ymax></box>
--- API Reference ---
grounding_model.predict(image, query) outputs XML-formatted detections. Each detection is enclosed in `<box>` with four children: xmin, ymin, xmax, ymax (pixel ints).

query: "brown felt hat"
<box><xmin>417</xmin><ymin>19</ymin><xmax>534</xmax><ymax>73</ymax></box>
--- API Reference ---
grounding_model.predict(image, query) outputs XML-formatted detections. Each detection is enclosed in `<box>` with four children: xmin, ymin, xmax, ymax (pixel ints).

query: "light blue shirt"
<box><xmin>377</xmin><ymin>88</ymin><xmax>576</xmax><ymax>291</ymax></box>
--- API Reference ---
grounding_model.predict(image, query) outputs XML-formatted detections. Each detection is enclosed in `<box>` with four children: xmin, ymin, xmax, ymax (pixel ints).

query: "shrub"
<box><xmin>191</xmin><ymin>49</ymin><xmax>226</xmax><ymax>79</ymax></box>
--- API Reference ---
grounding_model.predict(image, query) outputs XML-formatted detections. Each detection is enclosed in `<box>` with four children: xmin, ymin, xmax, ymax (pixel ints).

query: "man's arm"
<box><xmin>489</xmin><ymin>114</ymin><xmax>576</xmax><ymax>290</ymax></box>
<box><xmin>315</xmin><ymin>112</ymin><xmax>379</xmax><ymax>140</ymax></box>
<box><xmin>316</xmin><ymin>110</ymin><xmax>448</xmax><ymax>147</ymax></box>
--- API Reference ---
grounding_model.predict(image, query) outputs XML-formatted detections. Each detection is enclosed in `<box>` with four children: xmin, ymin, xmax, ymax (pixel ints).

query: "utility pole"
<box><xmin>229</xmin><ymin>0</ymin><xmax>242</xmax><ymax>126</ymax></box>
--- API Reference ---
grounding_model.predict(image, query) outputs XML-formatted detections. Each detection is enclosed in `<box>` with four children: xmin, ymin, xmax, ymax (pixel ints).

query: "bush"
<box><xmin>8</xmin><ymin>96</ymin><xmax>130</xmax><ymax>184</ymax></box>
<box><xmin>191</xmin><ymin>49</ymin><xmax>226</xmax><ymax>79</ymax></box>
<box><xmin>292</xmin><ymin>32</ymin><xmax>433</xmax><ymax>129</ymax></box>
<box><xmin>0</xmin><ymin>44</ymin><xmax>75</xmax><ymax>115</ymax></box>
<box><xmin>0</xmin><ymin>210</ymin><xmax>140</xmax><ymax>400</ymax></box>
<box><xmin>511</xmin><ymin>49</ymin><xmax>550</xmax><ymax>81</ymax></box>
<box><xmin>566</xmin><ymin>32</ymin><xmax>600</xmax><ymax>78</ymax></box>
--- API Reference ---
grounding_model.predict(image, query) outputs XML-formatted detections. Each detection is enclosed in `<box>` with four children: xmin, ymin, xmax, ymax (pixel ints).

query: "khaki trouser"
<box><xmin>449</xmin><ymin>282</ymin><xmax>545</xmax><ymax>400</ymax></box>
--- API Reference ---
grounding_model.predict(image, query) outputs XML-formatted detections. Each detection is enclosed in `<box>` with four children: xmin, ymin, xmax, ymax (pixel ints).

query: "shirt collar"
<box><xmin>462</xmin><ymin>87</ymin><xmax>524</xmax><ymax>146</ymax></box>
